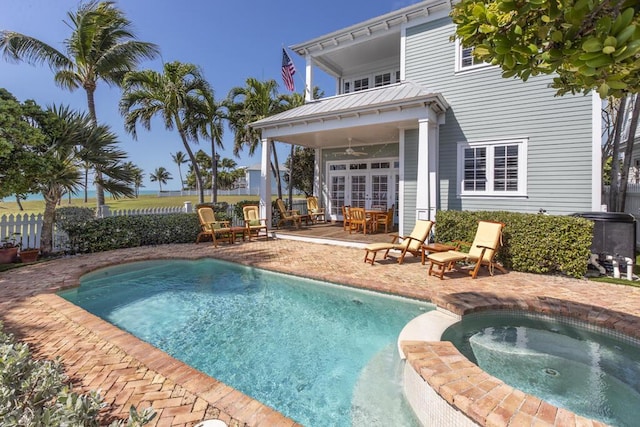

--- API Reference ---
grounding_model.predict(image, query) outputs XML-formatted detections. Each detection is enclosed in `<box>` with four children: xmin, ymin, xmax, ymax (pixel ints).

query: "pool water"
<box><xmin>442</xmin><ymin>312</ymin><xmax>640</xmax><ymax>427</ymax></box>
<box><xmin>59</xmin><ymin>259</ymin><xmax>432</xmax><ymax>426</ymax></box>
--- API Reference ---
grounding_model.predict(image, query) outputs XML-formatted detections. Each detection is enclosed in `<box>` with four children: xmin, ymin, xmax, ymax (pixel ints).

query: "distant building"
<box><xmin>218</xmin><ymin>163</ymin><xmax>289</xmax><ymax>196</ymax></box>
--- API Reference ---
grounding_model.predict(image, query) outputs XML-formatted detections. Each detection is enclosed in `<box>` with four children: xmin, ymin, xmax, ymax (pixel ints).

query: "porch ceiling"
<box><xmin>251</xmin><ymin>81</ymin><xmax>449</xmax><ymax>149</ymax></box>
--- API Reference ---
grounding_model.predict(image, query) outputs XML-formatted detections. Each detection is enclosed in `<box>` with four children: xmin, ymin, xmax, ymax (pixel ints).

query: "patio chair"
<box><xmin>342</xmin><ymin>205</ymin><xmax>352</xmax><ymax>231</ymax></box>
<box><xmin>349</xmin><ymin>207</ymin><xmax>373</xmax><ymax>235</ymax></box>
<box><xmin>243</xmin><ymin>205</ymin><xmax>269</xmax><ymax>241</ymax></box>
<box><xmin>363</xmin><ymin>219</ymin><xmax>434</xmax><ymax>265</ymax></box>
<box><xmin>275</xmin><ymin>198</ymin><xmax>301</xmax><ymax>229</ymax></box>
<box><xmin>195</xmin><ymin>206</ymin><xmax>232</xmax><ymax>248</ymax></box>
<box><xmin>426</xmin><ymin>220</ymin><xmax>507</xmax><ymax>279</ymax></box>
<box><xmin>306</xmin><ymin>196</ymin><xmax>326</xmax><ymax>224</ymax></box>
<box><xmin>374</xmin><ymin>204</ymin><xmax>394</xmax><ymax>233</ymax></box>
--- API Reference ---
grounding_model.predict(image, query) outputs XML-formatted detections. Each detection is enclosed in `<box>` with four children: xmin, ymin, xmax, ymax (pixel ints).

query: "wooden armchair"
<box><xmin>375</xmin><ymin>204</ymin><xmax>395</xmax><ymax>233</ymax></box>
<box><xmin>349</xmin><ymin>207</ymin><xmax>373</xmax><ymax>235</ymax></box>
<box><xmin>342</xmin><ymin>205</ymin><xmax>352</xmax><ymax>231</ymax></box>
<box><xmin>275</xmin><ymin>198</ymin><xmax>301</xmax><ymax>229</ymax></box>
<box><xmin>242</xmin><ymin>205</ymin><xmax>269</xmax><ymax>241</ymax></box>
<box><xmin>195</xmin><ymin>206</ymin><xmax>232</xmax><ymax>248</ymax></box>
<box><xmin>306</xmin><ymin>196</ymin><xmax>326</xmax><ymax>224</ymax></box>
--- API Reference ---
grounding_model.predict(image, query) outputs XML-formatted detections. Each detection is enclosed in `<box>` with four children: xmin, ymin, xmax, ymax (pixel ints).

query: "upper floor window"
<box><xmin>374</xmin><ymin>73</ymin><xmax>391</xmax><ymax>87</ymax></box>
<box><xmin>457</xmin><ymin>139</ymin><xmax>527</xmax><ymax>197</ymax></box>
<box><xmin>343</xmin><ymin>69</ymin><xmax>399</xmax><ymax>94</ymax></box>
<box><xmin>455</xmin><ymin>39</ymin><xmax>489</xmax><ymax>72</ymax></box>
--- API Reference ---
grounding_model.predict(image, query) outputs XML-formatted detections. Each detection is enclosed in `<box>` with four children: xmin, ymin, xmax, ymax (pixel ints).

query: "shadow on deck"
<box><xmin>272</xmin><ymin>221</ymin><xmax>397</xmax><ymax>247</ymax></box>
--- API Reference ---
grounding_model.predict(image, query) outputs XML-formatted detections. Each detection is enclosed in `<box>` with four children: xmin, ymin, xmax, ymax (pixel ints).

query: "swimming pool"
<box><xmin>59</xmin><ymin>259</ymin><xmax>433</xmax><ymax>426</ymax></box>
<box><xmin>442</xmin><ymin>311</ymin><xmax>640</xmax><ymax>427</ymax></box>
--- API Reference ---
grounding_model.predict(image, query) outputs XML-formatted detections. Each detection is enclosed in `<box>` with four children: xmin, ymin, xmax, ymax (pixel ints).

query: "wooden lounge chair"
<box><xmin>243</xmin><ymin>205</ymin><xmax>269</xmax><ymax>241</ymax></box>
<box><xmin>342</xmin><ymin>205</ymin><xmax>352</xmax><ymax>231</ymax></box>
<box><xmin>349</xmin><ymin>207</ymin><xmax>373</xmax><ymax>234</ymax></box>
<box><xmin>426</xmin><ymin>220</ymin><xmax>507</xmax><ymax>279</ymax></box>
<box><xmin>195</xmin><ymin>206</ymin><xmax>232</xmax><ymax>248</ymax></box>
<box><xmin>275</xmin><ymin>198</ymin><xmax>301</xmax><ymax>229</ymax></box>
<box><xmin>306</xmin><ymin>196</ymin><xmax>326</xmax><ymax>224</ymax></box>
<box><xmin>363</xmin><ymin>219</ymin><xmax>434</xmax><ymax>265</ymax></box>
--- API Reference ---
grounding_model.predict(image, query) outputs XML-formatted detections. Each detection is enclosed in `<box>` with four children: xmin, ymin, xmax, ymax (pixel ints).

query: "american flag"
<box><xmin>281</xmin><ymin>48</ymin><xmax>296</xmax><ymax>92</ymax></box>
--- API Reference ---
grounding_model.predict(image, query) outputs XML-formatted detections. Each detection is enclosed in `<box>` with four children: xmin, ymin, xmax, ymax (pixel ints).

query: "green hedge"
<box><xmin>61</xmin><ymin>213</ymin><xmax>200</xmax><ymax>253</ymax></box>
<box><xmin>434</xmin><ymin>210</ymin><xmax>593</xmax><ymax>278</ymax></box>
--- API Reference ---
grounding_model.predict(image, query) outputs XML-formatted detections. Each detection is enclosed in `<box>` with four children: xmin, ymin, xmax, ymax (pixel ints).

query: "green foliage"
<box><xmin>285</xmin><ymin>146</ymin><xmax>315</xmax><ymax>196</ymax></box>
<box><xmin>61</xmin><ymin>213</ymin><xmax>200</xmax><ymax>253</ymax></box>
<box><xmin>451</xmin><ymin>0</ymin><xmax>640</xmax><ymax>98</ymax></box>
<box><xmin>435</xmin><ymin>210</ymin><xmax>593</xmax><ymax>278</ymax></box>
<box><xmin>0</xmin><ymin>322</ymin><xmax>155</xmax><ymax>426</ymax></box>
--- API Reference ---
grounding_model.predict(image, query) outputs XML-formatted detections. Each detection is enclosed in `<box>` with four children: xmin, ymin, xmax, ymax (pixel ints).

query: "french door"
<box><xmin>327</xmin><ymin>159</ymin><xmax>397</xmax><ymax>219</ymax></box>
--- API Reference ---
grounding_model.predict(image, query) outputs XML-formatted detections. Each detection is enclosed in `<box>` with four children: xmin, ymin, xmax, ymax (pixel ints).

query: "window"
<box><xmin>455</xmin><ymin>39</ymin><xmax>489</xmax><ymax>72</ymax></box>
<box><xmin>374</xmin><ymin>73</ymin><xmax>391</xmax><ymax>87</ymax></box>
<box><xmin>457</xmin><ymin>139</ymin><xmax>527</xmax><ymax>197</ymax></box>
<box><xmin>354</xmin><ymin>78</ymin><xmax>369</xmax><ymax>92</ymax></box>
<box><xmin>343</xmin><ymin>81</ymin><xmax>351</xmax><ymax>94</ymax></box>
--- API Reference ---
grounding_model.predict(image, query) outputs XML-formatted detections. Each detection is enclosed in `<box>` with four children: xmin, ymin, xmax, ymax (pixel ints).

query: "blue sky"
<box><xmin>1</xmin><ymin>0</ymin><xmax>420</xmax><ymax>190</ymax></box>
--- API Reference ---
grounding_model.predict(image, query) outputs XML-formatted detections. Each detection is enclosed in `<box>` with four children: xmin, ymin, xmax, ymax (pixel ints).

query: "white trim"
<box><xmin>592</xmin><ymin>92</ymin><xmax>603</xmax><ymax>211</ymax></box>
<box><xmin>454</xmin><ymin>38</ymin><xmax>492</xmax><ymax>74</ymax></box>
<box><xmin>399</xmin><ymin>129</ymin><xmax>406</xmax><ymax>235</ymax></box>
<box><xmin>456</xmin><ymin>138</ymin><xmax>529</xmax><ymax>198</ymax></box>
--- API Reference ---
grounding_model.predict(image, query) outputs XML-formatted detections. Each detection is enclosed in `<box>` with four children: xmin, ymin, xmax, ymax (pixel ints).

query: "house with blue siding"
<box><xmin>251</xmin><ymin>0</ymin><xmax>601</xmax><ymax>235</ymax></box>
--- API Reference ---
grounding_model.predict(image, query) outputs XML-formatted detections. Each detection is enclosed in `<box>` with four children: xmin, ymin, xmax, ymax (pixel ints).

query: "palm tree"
<box><xmin>124</xmin><ymin>161</ymin><xmax>144</xmax><ymax>197</ymax></box>
<box><xmin>226</xmin><ymin>78</ymin><xmax>286</xmax><ymax>199</ymax></box>
<box><xmin>120</xmin><ymin>61</ymin><xmax>209</xmax><ymax>203</ymax></box>
<box><xmin>192</xmin><ymin>88</ymin><xmax>225</xmax><ymax>203</ymax></box>
<box><xmin>35</xmin><ymin>105</ymin><xmax>134</xmax><ymax>254</ymax></box>
<box><xmin>171</xmin><ymin>151</ymin><xmax>188</xmax><ymax>191</ymax></box>
<box><xmin>279</xmin><ymin>92</ymin><xmax>306</xmax><ymax>208</ymax></box>
<box><xmin>150</xmin><ymin>167</ymin><xmax>172</xmax><ymax>192</ymax></box>
<box><xmin>0</xmin><ymin>1</ymin><xmax>159</xmax><ymax>206</ymax></box>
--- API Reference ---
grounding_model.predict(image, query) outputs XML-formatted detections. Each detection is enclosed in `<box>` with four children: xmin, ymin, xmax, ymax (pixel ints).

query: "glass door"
<box><xmin>350</xmin><ymin>175</ymin><xmax>367</xmax><ymax>208</ymax></box>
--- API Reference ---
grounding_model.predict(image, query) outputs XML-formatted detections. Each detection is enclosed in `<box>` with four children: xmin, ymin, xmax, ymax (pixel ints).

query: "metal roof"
<box><xmin>251</xmin><ymin>81</ymin><xmax>448</xmax><ymax>130</ymax></box>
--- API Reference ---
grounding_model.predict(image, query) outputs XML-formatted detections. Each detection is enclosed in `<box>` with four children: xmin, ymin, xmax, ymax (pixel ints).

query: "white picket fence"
<box><xmin>0</xmin><ymin>205</ymin><xmax>188</xmax><ymax>251</ymax></box>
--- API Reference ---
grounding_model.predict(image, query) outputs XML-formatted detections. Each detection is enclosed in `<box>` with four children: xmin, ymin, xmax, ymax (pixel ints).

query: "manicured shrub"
<box><xmin>0</xmin><ymin>322</ymin><xmax>155</xmax><ymax>426</ymax></box>
<box><xmin>434</xmin><ymin>210</ymin><xmax>593</xmax><ymax>278</ymax></box>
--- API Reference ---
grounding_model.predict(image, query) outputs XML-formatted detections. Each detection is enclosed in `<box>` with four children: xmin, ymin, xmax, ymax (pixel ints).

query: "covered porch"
<box><xmin>251</xmin><ymin>82</ymin><xmax>449</xmax><ymax>236</ymax></box>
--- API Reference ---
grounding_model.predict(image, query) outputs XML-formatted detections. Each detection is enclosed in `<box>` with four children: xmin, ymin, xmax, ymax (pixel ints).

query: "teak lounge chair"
<box><xmin>195</xmin><ymin>206</ymin><xmax>232</xmax><ymax>248</ymax></box>
<box><xmin>243</xmin><ymin>205</ymin><xmax>269</xmax><ymax>241</ymax></box>
<box><xmin>275</xmin><ymin>198</ymin><xmax>301</xmax><ymax>229</ymax></box>
<box><xmin>363</xmin><ymin>219</ymin><xmax>434</xmax><ymax>265</ymax></box>
<box><xmin>306</xmin><ymin>196</ymin><xmax>326</xmax><ymax>224</ymax></box>
<box><xmin>426</xmin><ymin>220</ymin><xmax>507</xmax><ymax>279</ymax></box>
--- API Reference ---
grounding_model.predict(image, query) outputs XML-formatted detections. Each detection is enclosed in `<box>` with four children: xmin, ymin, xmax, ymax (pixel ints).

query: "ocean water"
<box><xmin>8</xmin><ymin>190</ymin><xmax>159</xmax><ymax>202</ymax></box>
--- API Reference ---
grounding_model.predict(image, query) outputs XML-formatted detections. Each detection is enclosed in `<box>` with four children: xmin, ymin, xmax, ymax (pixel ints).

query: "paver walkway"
<box><xmin>1</xmin><ymin>238</ymin><xmax>639</xmax><ymax>426</ymax></box>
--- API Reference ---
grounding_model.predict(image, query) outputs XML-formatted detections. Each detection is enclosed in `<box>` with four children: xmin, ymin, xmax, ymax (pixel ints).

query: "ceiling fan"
<box><xmin>342</xmin><ymin>138</ymin><xmax>367</xmax><ymax>157</ymax></box>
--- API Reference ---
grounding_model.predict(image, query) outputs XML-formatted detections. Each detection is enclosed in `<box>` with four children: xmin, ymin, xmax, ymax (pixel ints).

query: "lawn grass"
<box><xmin>0</xmin><ymin>194</ymin><xmax>262</xmax><ymax>216</ymax></box>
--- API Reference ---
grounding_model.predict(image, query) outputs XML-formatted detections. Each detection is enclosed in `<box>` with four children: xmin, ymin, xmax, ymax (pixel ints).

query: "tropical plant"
<box><xmin>36</xmin><ymin>105</ymin><xmax>134</xmax><ymax>254</ymax></box>
<box><xmin>285</xmin><ymin>146</ymin><xmax>315</xmax><ymax>197</ymax></box>
<box><xmin>451</xmin><ymin>0</ymin><xmax>640</xmax><ymax>212</ymax></box>
<box><xmin>0</xmin><ymin>0</ymin><xmax>159</xmax><ymax>207</ymax></box>
<box><xmin>124</xmin><ymin>161</ymin><xmax>144</xmax><ymax>197</ymax></box>
<box><xmin>226</xmin><ymin>78</ymin><xmax>286</xmax><ymax>198</ymax></box>
<box><xmin>171</xmin><ymin>151</ymin><xmax>188</xmax><ymax>190</ymax></box>
<box><xmin>149</xmin><ymin>166</ymin><xmax>172</xmax><ymax>192</ymax></box>
<box><xmin>0</xmin><ymin>89</ymin><xmax>50</xmax><ymax>200</ymax></box>
<box><xmin>120</xmin><ymin>61</ymin><xmax>210</xmax><ymax>203</ymax></box>
<box><xmin>191</xmin><ymin>88</ymin><xmax>225</xmax><ymax>203</ymax></box>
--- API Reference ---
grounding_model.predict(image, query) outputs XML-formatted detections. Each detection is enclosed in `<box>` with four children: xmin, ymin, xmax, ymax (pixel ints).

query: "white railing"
<box><xmin>0</xmin><ymin>213</ymin><xmax>45</xmax><ymax>249</ymax></box>
<box><xmin>109</xmin><ymin>206</ymin><xmax>184</xmax><ymax>216</ymax></box>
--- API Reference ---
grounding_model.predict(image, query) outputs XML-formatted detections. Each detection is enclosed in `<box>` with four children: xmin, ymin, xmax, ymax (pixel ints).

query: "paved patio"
<box><xmin>1</xmin><ymin>231</ymin><xmax>639</xmax><ymax>426</ymax></box>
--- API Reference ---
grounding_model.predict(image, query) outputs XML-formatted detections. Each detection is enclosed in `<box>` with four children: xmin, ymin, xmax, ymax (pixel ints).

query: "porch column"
<box><xmin>416</xmin><ymin>118</ymin><xmax>438</xmax><ymax>221</ymax></box>
<box><xmin>259</xmin><ymin>137</ymin><xmax>272</xmax><ymax>226</ymax></box>
<box><xmin>305</xmin><ymin>55</ymin><xmax>314</xmax><ymax>102</ymax></box>
<box><xmin>314</xmin><ymin>147</ymin><xmax>322</xmax><ymax>204</ymax></box>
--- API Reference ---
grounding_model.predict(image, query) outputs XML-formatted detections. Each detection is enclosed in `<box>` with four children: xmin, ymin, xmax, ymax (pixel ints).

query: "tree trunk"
<box><xmin>608</xmin><ymin>95</ymin><xmax>628</xmax><ymax>211</ymax></box>
<box><xmin>15</xmin><ymin>195</ymin><xmax>24</xmax><ymax>211</ymax></box>
<box><xmin>176</xmin><ymin>118</ymin><xmax>204</xmax><ymax>203</ymax></box>
<box><xmin>40</xmin><ymin>192</ymin><xmax>60</xmax><ymax>255</ymax></box>
<box><xmin>85</xmin><ymin>86</ymin><xmax>106</xmax><ymax>207</ymax></box>
<box><xmin>619</xmin><ymin>94</ymin><xmax>640</xmax><ymax>212</ymax></box>
<box><xmin>211</xmin><ymin>136</ymin><xmax>218</xmax><ymax>204</ymax></box>
<box><xmin>288</xmin><ymin>144</ymin><xmax>294</xmax><ymax>210</ymax></box>
<box><xmin>84</xmin><ymin>167</ymin><xmax>89</xmax><ymax>203</ymax></box>
<box><xmin>271</xmin><ymin>140</ymin><xmax>283</xmax><ymax>201</ymax></box>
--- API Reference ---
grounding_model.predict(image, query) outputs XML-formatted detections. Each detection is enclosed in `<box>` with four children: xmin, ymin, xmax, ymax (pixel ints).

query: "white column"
<box><xmin>314</xmin><ymin>148</ymin><xmax>322</xmax><ymax>197</ymax></box>
<box><xmin>305</xmin><ymin>55</ymin><xmax>314</xmax><ymax>101</ymax></box>
<box><xmin>416</xmin><ymin>118</ymin><xmax>437</xmax><ymax>221</ymax></box>
<box><xmin>260</xmin><ymin>138</ymin><xmax>272</xmax><ymax>225</ymax></box>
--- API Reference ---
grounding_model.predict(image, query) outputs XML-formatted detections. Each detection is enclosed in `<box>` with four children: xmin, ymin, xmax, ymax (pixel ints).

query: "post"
<box><xmin>183</xmin><ymin>201</ymin><xmax>193</xmax><ymax>213</ymax></box>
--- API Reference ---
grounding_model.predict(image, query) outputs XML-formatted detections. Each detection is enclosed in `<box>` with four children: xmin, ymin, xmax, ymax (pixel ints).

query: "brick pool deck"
<box><xmin>1</xmin><ymin>237</ymin><xmax>639</xmax><ymax>426</ymax></box>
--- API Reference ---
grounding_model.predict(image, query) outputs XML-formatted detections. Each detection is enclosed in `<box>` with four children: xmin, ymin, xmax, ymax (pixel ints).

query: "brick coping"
<box><xmin>399</xmin><ymin>298</ymin><xmax>640</xmax><ymax>427</ymax></box>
